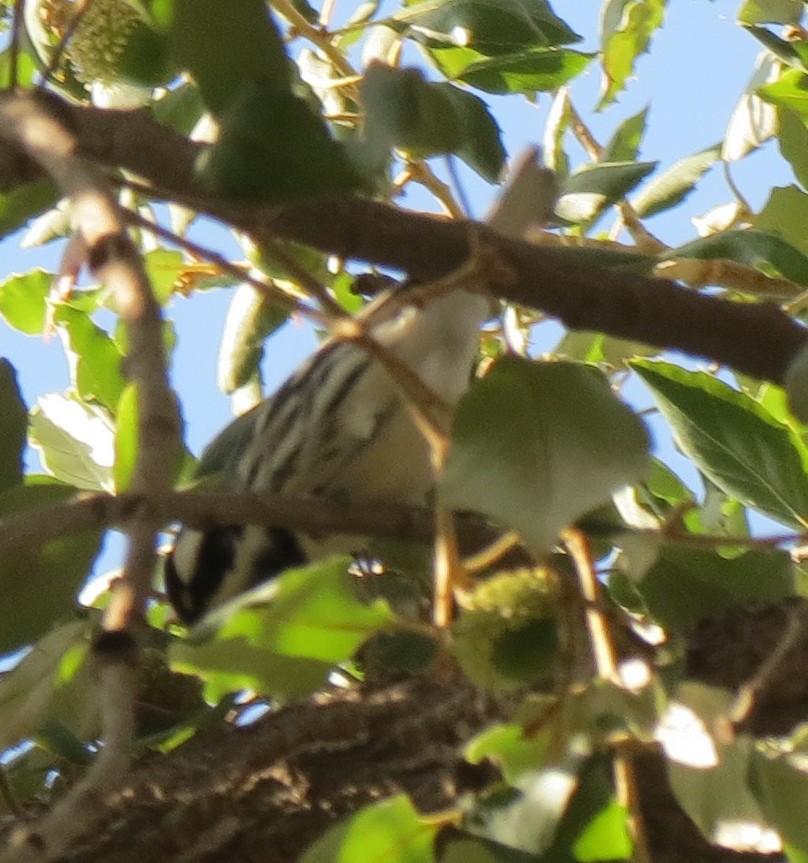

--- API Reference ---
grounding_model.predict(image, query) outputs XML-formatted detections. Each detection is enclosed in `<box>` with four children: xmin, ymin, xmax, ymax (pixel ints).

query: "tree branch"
<box><xmin>0</xmin><ymin>90</ymin><xmax>181</xmax><ymax>863</ymax></box>
<box><xmin>0</xmin><ymin>98</ymin><xmax>802</xmax><ymax>386</ymax></box>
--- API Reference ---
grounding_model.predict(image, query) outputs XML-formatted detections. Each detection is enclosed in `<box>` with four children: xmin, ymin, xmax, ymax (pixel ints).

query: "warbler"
<box><xmin>165</xmin><ymin>152</ymin><xmax>551</xmax><ymax>623</ymax></box>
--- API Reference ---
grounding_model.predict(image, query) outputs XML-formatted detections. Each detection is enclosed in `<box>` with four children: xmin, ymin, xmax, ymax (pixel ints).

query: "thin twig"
<box><xmin>270</xmin><ymin>0</ymin><xmax>359</xmax><ymax>96</ymax></box>
<box><xmin>259</xmin><ymin>235</ymin><xmax>346</xmax><ymax>319</ymax></box>
<box><xmin>121</xmin><ymin>207</ymin><xmax>332</xmax><ymax>329</ymax></box>
<box><xmin>563</xmin><ymin>528</ymin><xmax>617</xmax><ymax>679</ymax></box>
<box><xmin>566</xmin><ymin>99</ymin><xmax>666</xmax><ymax>254</ymax></box>
<box><xmin>563</xmin><ymin>528</ymin><xmax>652</xmax><ymax>863</ymax></box>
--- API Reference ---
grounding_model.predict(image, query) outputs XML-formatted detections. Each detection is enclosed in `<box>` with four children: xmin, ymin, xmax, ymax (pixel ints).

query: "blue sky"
<box><xmin>0</xmin><ymin>0</ymin><xmax>795</xmax><ymax>569</ymax></box>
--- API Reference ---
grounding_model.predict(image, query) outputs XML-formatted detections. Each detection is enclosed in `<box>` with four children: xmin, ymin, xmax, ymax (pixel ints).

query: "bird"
<box><xmin>164</xmin><ymin>152</ymin><xmax>551</xmax><ymax>624</ymax></box>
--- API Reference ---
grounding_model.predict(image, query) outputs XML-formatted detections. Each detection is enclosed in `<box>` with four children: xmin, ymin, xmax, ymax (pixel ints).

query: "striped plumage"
<box><xmin>165</xmin><ymin>152</ymin><xmax>549</xmax><ymax>623</ymax></box>
<box><xmin>165</xmin><ymin>290</ymin><xmax>488</xmax><ymax>622</ymax></box>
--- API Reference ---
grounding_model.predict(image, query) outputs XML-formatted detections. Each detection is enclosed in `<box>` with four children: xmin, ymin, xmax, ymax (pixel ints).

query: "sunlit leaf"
<box><xmin>0</xmin><ymin>269</ymin><xmax>52</xmax><ymax>334</ymax></box>
<box><xmin>633</xmin><ymin>359</ymin><xmax>808</xmax><ymax>527</ymax></box>
<box><xmin>631</xmin><ymin>144</ymin><xmax>721</xmax><ymax>218</ymax></box>
<box><xmin>299</xmin><ymin>794</ymin><xmax>437</xmax><ymax>863</ymax></box>
<box><xmin>53</xmin><ymin>305</ymin><xmax>126</xmax><ymax>411</ymax></box>
<box><xmin>724</xmin><ymin>54</ymin><xmax>779</xmax><ymax>160</ymax></box>
<box><xmin>466</xmin><ymin>722</ymin><xmax>552</xmax><ymax>785</ymax></box>
<box><xmin>143</xmin><ymin>248</ymin><xmax>188</xmax><ymax>305</ymax></box>
<box><xmin>29</xmin><ymin>394</ymin><xmax>115</xmax><ymax>492</ymax></box>
<box><xmin>739</xmin><ymin>0</ymin><xmax>803</xmax><ymax>26</ymax></box>
<box><xmin>171</xmin><ymin>558</ymin><xmax>393</xmax><ymax>700</ymax></box>
<box><xmin>599</xmin><ymin>0</ymin><xmax>666</xmax><ymax>109</ymax></box>
<box><xmin>602</xmin><ymin>106</ymin><xmax>648</xmax><ymax>162</ymax></box>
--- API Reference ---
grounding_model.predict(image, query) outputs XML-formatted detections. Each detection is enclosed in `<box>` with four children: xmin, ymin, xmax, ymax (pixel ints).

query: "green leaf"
<box><xmin>631</xmin><ymin>144</ymin><xmax>721</xmax><ymax>218</ymax></box>
<box><xmin>466</xmin><ymin>722</ymin><xmax>552</xmax><ymax>785</ymax></box>
<box><xmin>361</xmin><ymin>68</ymin><xmax>505</xmax><ymax>179</ymax></box>
<box><xmin>453</xmin><ymin>48</ymin><xmax>594</xmax><ymax>96</ymax></box>
<box><xmin>0</xmin><ymin>620</ymin><xmax>91</xmax><ymax>751</ymax></box>
<box><xmin>599</xmin><ymin>0</ymin><xmax>667</xmax><ymax>109</ymax></box>
<box><xmin>669</xmin><ymin>229</ymin><xmax>808</xmax><ymax>287</ymax></box>
<box><xmin>0</xmin><ymin>178</ymin><xmax>59</xmax><ymax>241</ymax></box>
<box><xmin>151</xmin><ymin>81</ymin><xmax>205</xmax><ymax>135</ymax></box>
<box><xmin>217</xmin><ymin>283</ymin><xmax>289</xmax><ymax>394</ymax></box>
<box><xmin>0</xmin><ymin>360</ymin><xmax>27</xmax><ymax>493</ymax></box>
<box><xmin>143</xmin><ymin>248</ymin><xmax>187</xmax><ymax>305</ymax></box>
<box><xmin>662</xmin><ymin>688</ymin><xmax>768</xmax><ymax>851</ymax></box>
<box><xmin>53</xmin><ymin>305</ymin><xmax>125</xmax><ymax>411</ymax></box>
<box><xmin>778</xmin><ymin>109</ymin><xmax>808</xmax><ymax>189</ymax></box>
<box><xmin>744</xmin><ymin>25</ymin><xmax>808</xmax><ymax>72</ymax></box>
<box><xmin>752</xmin><ymin>747</ymin><xmax>808</xmax><ymax>853</ymax></box>
<box><xmin>362</xmin><ymin>64</ymin><xmax>462</xmax><ymax>163</ymax></box>
<box><xmin>299</xmin><ymin>794</ymin><xmax>437</xmax><ymax>863</ymax></box>
<box><xmin>553</xmin><ymin>330</ymin><xmax>655</xmax><ymax>367</ymax></box>
<box><xmin>632</xmin><ymin>359</ymin><xmax>808</xmax><ymax>528</ymax></box>
<box><xmin>29</xmin><ymin>395</ymin><xmax>115</xmax><ymax>492</ymax></box>
<box><xmin>399</xmin><ymin>0</ymin><xmax>581</xmax><ymax>56</ymax></box>
<box><xmin>213</xmin><ymin>557</ymin><xmax>393</xmax><ymax>657</ymax></box>
<box><xmin>556</xmin><ymin>160</ymin><xmax>657</xmax><ymax>226</ymax></box>
<box><xmin>0</xmin><ymin>484</ymin><xmax>101</xmax><ymax>652</ymax></box>
<box><xmin>441</xmin><ymin>357</ymin><xmax>649</xmax><ymax>556</ymax></box>
<box><xmin>757</xmin><ymin>185</ymin><xmax>808</xmax><ymax>257</ymax></box>
<box><xmin>540</xmin><ymin>756</ymin><xmax>632</xmax><ymax>862</ymax></box>
<box><xmin>543</xmin><ymin>88</ymin><xmax>570</xmax><ymax>175</ymax></box>
<box><xmin>0</xmin><ymin>44</ymin><xmax>39</xmax><ymax>89</ymax></box>
<box><xmin>602</xmin><ymin>106</ymin><xmax>648</xmax><ymax>162</ymax></box>
<box><xmin>114</xmin><ymin>384</ymin><xmax>138</xmax><ymax>492</ymax></box>
<box><xmin>757</xmin><ymin>68</ymin><xmax>808</xmax><ymax>118</ymax></box>
<box><xmin>198</xmin><ymin>81</ymin><xmax>365</xmax><ymax>204</ymax></box>
<box><xmin>170</xmin><ymin>635</ymin><xmax>333</xmax><ymax>703</ymax></box>
<box><xmin>738</xmin><ymin>0</ymin><xmax>803</xmax><ymax>25</ymax></box>
<box><xmin>434</xmin><ymin>84</ymin><xmax>505</xmax><ymax>182</ymax></box>
<box><xmin>117</xmin><ymin>19</ymin><xmax>176</xmax><ymax>86</ymax></box>
<box><xmin>0</xmin><ymin>269</ymin><xmax>52</xmax><ymax>334</ymax></box>
<box><xmin>171</xmin><ymin>558</ymin><xmax>394</xmax><ymax>700</ymax></box>
<box><xmin>637</xmin><ymin>546</ymin><xmax>794</xmax><ymax>629</ymax></box>
<box><xmin>169</xmin><ymin>0</ymin><xmax>290</xmax><ymax>115</ymax></box>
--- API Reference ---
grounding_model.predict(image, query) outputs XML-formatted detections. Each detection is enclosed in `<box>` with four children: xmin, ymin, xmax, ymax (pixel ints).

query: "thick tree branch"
<box><xmin>0</xmin><ymin>99</ymin><xmax>802</xmax><ymax>386</ymax></box>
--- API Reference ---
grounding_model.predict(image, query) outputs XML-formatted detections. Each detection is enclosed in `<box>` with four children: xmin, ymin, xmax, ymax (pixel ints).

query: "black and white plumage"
<box><xmin>165</xmin><ymin>153</ymin><xmax>550</xmax><ymax>623</ymax></box>
<box><xmin>165</xmin><ymin>289</ymin><xmax>489</xmax><ymax>622</ymax></box>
